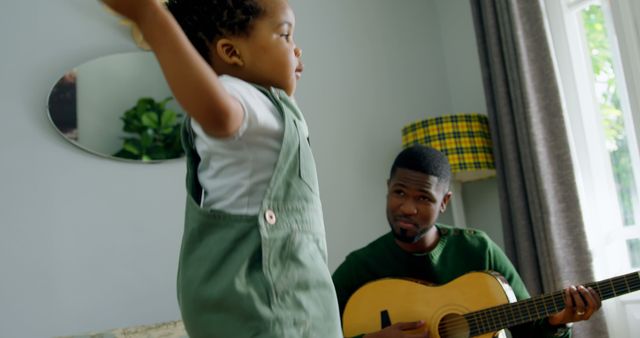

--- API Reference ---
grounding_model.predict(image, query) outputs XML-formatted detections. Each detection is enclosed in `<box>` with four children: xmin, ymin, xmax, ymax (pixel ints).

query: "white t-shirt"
<box><xmin>191</xmin><ymin>75</ymin><xmax>284</xmax><ymax>215</ymax></box>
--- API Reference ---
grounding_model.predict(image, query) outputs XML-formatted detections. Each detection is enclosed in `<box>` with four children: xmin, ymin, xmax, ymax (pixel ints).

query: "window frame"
<box><xmin>543</xmin><ymin>0</ymin><xmax>640</xmax><ymax>274</ymax></box>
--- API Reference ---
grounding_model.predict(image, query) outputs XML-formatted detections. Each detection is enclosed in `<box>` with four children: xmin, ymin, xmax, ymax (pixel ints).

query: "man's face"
<box><xmin>386</xmin><ymin>168</ymin><xmax>451</xmax><ymax>243</ymax></box>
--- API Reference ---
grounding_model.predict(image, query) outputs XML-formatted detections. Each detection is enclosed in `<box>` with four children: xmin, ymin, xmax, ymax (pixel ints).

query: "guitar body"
<box><xmin>342</xmin><ymin>272</ymin><xmax>517</xmax><ymax>338</ymax></box>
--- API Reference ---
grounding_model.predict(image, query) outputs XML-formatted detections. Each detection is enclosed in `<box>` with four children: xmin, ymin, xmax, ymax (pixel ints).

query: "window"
<box><xmin>628</xmin><ymin>238</ymin><xmax>640</xmax><ymax>268</ymax></box>
<box><xmin>543</xmin><ymin>0</ymin><xmax>640</xmax><ymax>336</ymax></box>
<box><xmin>578</xmin><ymin>2</ymin><xmax>640</xmax><ymax>267</ymax></box>
<box><xmin>545</xmin><ymin>0</ymin><xmax>640</xmax><ymax>276</ymax></box>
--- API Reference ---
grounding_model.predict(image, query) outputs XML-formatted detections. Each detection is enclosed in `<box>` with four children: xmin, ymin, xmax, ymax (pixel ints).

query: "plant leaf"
<box><xmin>122</xmin><ymin>139</ymin><xmax>141</xmax><ymax>155</ymax></box>
<box><xmin>141</xmin><ymin>129</ymin><xmax>154</xmax><ymax>148</ymax></box>
<box><xmin>141</xmin><ymin>113</ymin><xmax>159</xmax><ymax>128</ymax></box>
<box><xmin>158</xmin><ymin>96</ymin><xmax>173</xmax><ymax>110</ymax></box>
<box><xmin>161</xmin><ymin>109</ymin><xmax>177</xmax><ymax>128</ymax></box>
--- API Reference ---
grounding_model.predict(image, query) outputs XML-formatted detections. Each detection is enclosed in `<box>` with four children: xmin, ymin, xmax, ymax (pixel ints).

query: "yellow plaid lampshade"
<box><xmin>402</xmin><ymin>113</ymin><xmax>496</xmax><ymax>182</ymax></box>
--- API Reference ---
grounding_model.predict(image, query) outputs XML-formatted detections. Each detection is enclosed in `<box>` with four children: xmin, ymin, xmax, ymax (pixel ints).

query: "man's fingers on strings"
<box><xmin>563</xmin><ymin>287</ymin><xmax>575</xmax><ymax>310</ymax></box>
<box><xmin>570</xmin><ymin>285</ymin><xmax>589</xmax><ymax>318</ymax></box>
<box><xmin>579</xmin><ymin>285</ymin><xmax>601</xmax><ymax>318</ymax></box>
<box><xmin>589</xmin><ymin>286</ymin><xmax>602</xmax><ymax>309</ymax></box>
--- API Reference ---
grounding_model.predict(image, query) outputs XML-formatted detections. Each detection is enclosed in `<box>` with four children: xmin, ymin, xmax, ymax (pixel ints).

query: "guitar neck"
<box><xmin>464</xmin><ymin>271</ymin><xmax>640</xmax><ymax>336</ymax></box>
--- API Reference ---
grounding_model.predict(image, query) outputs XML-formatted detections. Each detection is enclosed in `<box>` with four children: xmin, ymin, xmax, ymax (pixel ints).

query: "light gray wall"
<box><xmin>433</xmin><ymin>0</ymin><xmax>504</xmax><ymax>247</ymax></box>
<box><xmin>0</xmin><ymin>2</ymin><xmax>185</xmax><ymax>337</ymax></box>
<box><xmin>291</xmin><ymin>0</ymin><xmax>454</xmax><ymax>270</ymax></box>
<box><xmin>434</xmin><ymin>0</ymin><xmax>488</xmax><ymax>113</ymax></box>
<box><xmin>0</xmin><ymin>0</ymin><xmax>501</xmax><ymax>337</ymax></box>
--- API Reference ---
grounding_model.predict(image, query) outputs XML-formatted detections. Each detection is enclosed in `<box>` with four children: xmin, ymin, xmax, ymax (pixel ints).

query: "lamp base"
<box><xmin>450</xmin><ymin>181</ymin><xmax>467</xmax><ymax>228</ymax></box>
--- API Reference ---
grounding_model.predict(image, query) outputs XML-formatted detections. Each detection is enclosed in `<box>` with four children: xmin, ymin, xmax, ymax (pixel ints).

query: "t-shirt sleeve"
<box><xmin>191</xmin><ymin>75</ymin><xmax>260</xmax><ymax>141</ymax></box>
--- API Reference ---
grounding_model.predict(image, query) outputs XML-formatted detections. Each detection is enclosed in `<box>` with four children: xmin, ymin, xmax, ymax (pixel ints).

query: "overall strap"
<box><xmin>180</xmin><ymin>118</ymin><xmax>203</xmax><ymax>202</ymax></box>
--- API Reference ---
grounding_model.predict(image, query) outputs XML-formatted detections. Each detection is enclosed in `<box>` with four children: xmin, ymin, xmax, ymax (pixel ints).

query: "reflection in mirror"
<box><xmin>47</xmin><ymin>52</ymin><xmax>185</xmax><ymax>162</ymax></box>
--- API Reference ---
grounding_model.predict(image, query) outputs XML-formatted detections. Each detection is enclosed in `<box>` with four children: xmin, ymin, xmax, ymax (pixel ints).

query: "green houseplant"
<box><xmin>113</xmin><ymin>96</ymin><xmax>184</xmax><ymax>161</ymax></box>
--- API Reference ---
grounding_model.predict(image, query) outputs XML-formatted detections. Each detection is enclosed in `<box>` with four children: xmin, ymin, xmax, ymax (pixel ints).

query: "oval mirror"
<box><xmin>47</xmin><ymin>52</ymin><xmax>185</xmax><ymax>162</ymax></box>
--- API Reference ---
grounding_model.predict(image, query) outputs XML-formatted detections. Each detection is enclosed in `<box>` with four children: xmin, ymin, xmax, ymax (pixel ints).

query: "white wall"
<box><xmin>0</xmin><ymin>0</ymin><xmax>500</xmax><ymax>337</ymax></box>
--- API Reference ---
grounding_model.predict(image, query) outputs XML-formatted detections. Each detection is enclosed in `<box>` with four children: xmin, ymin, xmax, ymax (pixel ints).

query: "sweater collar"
<box><xmin>389</xmin><ymin>224</ymin><xmax>450</xmax><ymax>262</ymax></box>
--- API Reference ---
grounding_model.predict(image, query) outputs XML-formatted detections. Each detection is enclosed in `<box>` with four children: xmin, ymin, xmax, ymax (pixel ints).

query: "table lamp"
<box><xmin>402</xmin><ymin>113</ymin><xmax>496</xmax><ymax>227</ymax></box>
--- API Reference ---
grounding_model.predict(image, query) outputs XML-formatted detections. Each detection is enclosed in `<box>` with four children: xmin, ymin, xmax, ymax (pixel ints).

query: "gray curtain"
<box><xmin>469</xmin><ymin>0</ymin><xmax>608</xmax><ymax>337</ymax></box>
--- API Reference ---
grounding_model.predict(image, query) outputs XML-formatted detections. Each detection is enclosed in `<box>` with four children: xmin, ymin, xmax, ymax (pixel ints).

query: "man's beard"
<box><xmin>389</xmin><ymin>222</ymin><xmax>429</xmax><ymax>244</ymax></box>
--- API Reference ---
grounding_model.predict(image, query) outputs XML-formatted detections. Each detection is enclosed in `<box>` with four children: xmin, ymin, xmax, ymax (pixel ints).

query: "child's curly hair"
<box><xmin>166</xmin><ymin>0</ymin><xmax>265</xmax><ymax>64</ymax></box>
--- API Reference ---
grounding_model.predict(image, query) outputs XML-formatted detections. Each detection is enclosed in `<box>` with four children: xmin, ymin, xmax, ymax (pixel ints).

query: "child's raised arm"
<box><xmin>102</xmin><ymin>0</ymin><xmax>243</xmax><ymax>138</ymax></box>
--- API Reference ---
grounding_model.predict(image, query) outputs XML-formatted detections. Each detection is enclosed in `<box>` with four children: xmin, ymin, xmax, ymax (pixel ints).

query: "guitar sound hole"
<box><xmin>438</xmin><ymin>313</ymin><xmax>470</xmax><ymax>338</ymax></box>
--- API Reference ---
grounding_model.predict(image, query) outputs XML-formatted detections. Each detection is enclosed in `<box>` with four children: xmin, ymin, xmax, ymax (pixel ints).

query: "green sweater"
<box><xmin>332</xmin><ymin>224</ymin><xmax>570</xmax><ymax>338</ymax></box>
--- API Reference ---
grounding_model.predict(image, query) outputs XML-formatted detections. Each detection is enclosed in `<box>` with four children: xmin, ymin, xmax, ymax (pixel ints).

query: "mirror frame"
<box><xmin>47</xmin><ymin>52</ymin><xmax>186</xmax><ymax>164</ymax></box>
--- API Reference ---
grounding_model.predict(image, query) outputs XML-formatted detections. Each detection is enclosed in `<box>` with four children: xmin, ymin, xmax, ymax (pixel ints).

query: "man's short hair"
<box><xmin>390</xmin><ymin>145</ymin><xmax>452</xmax><ymax>188</ymax></box>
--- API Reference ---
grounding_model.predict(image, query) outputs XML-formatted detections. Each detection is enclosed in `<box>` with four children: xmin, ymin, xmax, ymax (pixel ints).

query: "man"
<box><xmin>332</xmin><ymin>145</ymin><xmax>601</xmax><ymax>338</ymax></box>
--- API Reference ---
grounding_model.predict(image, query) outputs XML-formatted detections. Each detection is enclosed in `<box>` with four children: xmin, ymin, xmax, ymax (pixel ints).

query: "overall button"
<box><xmin>264</xmin><ymin>209</ymin><xmax>277</xmax><ymax>225</ymax></box>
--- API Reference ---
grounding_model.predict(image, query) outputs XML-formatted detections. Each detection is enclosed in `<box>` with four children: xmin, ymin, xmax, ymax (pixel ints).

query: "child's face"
<box><xmin>235</xmin><ymin>0</ymin><xmax>302</xmax><ymax>96</ymax></box>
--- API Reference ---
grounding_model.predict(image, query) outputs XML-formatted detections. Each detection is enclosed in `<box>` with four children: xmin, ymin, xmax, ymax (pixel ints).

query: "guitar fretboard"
<box><xmin>443</xmin><ymin>271</ymin><xmax>640</xmax><ymax>337</ymax></box>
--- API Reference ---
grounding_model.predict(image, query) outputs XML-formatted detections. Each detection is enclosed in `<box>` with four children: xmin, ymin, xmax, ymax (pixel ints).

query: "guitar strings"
<box><xmin>436</xmin><ymin>294</ymin><xmax>560</xmax><ymax>336</ymax></box>
<box><xmin>435</xmin><ymin>276</ymin><xmax>640</xmax><ymax>337</ymax></box>
<box><xmin>350</xmin><ymin>273</ymin><xmax>640</xmax><ymax>336</ymax></box>
<box><xmin>438</xmin><ymin>277</ymin><xmax>640</xmax><ymax>337</ymax></box>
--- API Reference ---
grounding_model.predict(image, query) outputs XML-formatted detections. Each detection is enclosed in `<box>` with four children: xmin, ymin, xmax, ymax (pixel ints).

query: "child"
<box><xmin>101</xmin><ymin>0</ymin><xmax>342</xmax><ymax>337</ymax></box>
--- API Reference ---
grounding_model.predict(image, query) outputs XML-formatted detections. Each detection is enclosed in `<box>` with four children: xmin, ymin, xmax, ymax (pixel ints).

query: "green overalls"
<box><xmin>177</xmin><ymin>86</ymin><xmax>342</xmax><ymax>338</ymax></box>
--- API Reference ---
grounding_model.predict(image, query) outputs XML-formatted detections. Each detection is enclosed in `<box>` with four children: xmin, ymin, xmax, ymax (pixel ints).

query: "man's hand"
<box><xmin>548</xmin><ymin>285</ymin><xmax>602</xmax><ymax>326</ymax></box>
<box><xmin>362</xmin><ymin>321</ymin><xmax>429</xmax><ymax>338</ymax></box>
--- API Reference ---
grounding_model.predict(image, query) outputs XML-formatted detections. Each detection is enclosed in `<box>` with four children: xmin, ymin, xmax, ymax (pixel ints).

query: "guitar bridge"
<box><xmin>380</xmin><ymin>310</ymin><xmax>391</xmax><ymax>328</ymax></box>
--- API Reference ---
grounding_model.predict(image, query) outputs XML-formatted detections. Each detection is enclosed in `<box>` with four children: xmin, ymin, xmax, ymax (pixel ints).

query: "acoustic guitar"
<box><xmin>342</xmin><ymin>270</ymin><xmax>640</xmax><ymax>338</ymax></box>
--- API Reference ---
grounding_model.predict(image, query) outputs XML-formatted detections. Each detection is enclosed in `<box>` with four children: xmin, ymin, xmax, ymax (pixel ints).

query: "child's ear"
<box><xmin>215</xmin><ymin>38</ymin><xmax>244</xmax><ymax>66</ymax></box>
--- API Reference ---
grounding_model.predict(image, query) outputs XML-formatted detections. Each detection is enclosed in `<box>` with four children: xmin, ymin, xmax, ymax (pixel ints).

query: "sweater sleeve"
<box><xmin>332</xmin><ymin>254</ymin><xmax>360</xmax><ymax>320</ymax></box>
<box><xmin>332</xmin><ymin>254</ymin><xmax>371</xmax><ymax>338</ymax></box>
<box><xmin>484</xmin><ymin>236</ymin><xmax>572</xmax><ymax>338</ymax></box>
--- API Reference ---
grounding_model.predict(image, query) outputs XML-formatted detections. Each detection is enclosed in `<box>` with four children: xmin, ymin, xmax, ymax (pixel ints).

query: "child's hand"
<box><xmin>101</xmin><ymin>0</ymin><xmax>157</xmax><ymax>23</ymax></box>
